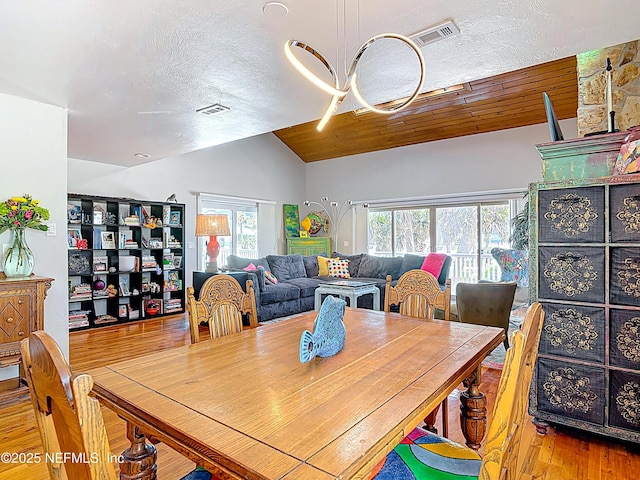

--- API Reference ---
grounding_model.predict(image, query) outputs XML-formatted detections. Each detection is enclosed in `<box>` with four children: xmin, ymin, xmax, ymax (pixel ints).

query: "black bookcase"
<box><xmin>67</xmin><ymin>194</ymin><xmax>185</xmax><ymax>330</ymax></box>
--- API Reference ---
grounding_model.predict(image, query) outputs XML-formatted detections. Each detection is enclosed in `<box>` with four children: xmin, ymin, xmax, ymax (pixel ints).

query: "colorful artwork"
<box><xmin>613</xmin><ymin>140</ymin><xmax>640</xmax><ymax>175</ymax></box>
<box><xmin>283</xmin><ymin>204</ymin><xmax>300</xmax><ymax>238</ymax></box>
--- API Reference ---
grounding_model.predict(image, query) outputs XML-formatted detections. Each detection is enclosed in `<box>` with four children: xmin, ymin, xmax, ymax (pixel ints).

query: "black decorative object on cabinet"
<box><xmin>529</xmin><ymin>174</ymin><xmax>640</xmax><ymax>444</ymax></box>
<box><xmin>66</xmin><ymin>194</ymin><xmax>185</xmax><ymax>330</ymax></box>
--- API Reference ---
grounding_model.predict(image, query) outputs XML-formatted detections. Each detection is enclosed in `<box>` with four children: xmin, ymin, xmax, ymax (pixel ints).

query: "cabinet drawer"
<box><xmin>538</xmin><ymin>247</ymin><xmax>605</xmax><ymax>303</ymax></box>
<box><xmin>610</xmin><ymin>369</ymin><xmax>640</xmax><ymax>432</ymax></box>
<box><xmin>538</xmin><ymin>186</ymin><xmax>605</xmax><ymax>243</ymax></box>
<box><xmin>0</xmin><ymin>294</ymin><xmax>30</xmax><ymax>344</ymax></box>
<box><xmin>539</xmin><ymin>302</ymin><xmax>605</xmax><ymax>363</ymax></box>
<box><xmin>536</xmin><ymin>358</ymin><xmax>605</xmax><ymax>426</ymax></box>
<box><xmin>610</xmin><ymin>308</ymin><xmax>640</xmax><ymax>370</ymax></box>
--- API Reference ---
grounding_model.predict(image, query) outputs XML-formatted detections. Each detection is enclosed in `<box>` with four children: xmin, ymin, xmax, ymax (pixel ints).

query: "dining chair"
<box><xmin>186</xmin><ymin>274</ymin><xmax>258</xmax><ymax>344</ymax></box>
<box><xmin>384</xmin><ymin>269</ymin><xmax>452</xmax><ymax>436</ymax></box>
<box><xmin>384</xmin><ymin>269</ymin><xmax>451</xmax><ymax>321</ymax></box>
<box><xmin>456</xmin><ymin>281</ymin><xmax>518</xmax><ymax>349</ymax></box>
<box><xmin>369</xmin><ymin>302</ymin><xmax>544</xmax><ymax>480</ymax></box>
<box><xmin>20</xmin><ymin>330</ymin><xmax>212</xmax><ymax>480</ymax></box>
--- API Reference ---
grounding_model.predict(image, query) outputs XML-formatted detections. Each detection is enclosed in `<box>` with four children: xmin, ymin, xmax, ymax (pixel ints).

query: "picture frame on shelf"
<box><xmin>118</xmin><ymin>304</ymin><xmax>128</xmax><ymax>318</ymax></box>
<box><xmin>168</xmin><ymin>211</ymin><xmax>181</xmax><ymax>225</ymax></box>
<box><xmin>163</xmin><ymin>252</ymin><xmax>174</xmax><ymax>268</ymax></box>
<box><xmin>93</xmin><ymin>255</ymin><xmax>108</xmax><ymax>273</ymax></box>
<box><xmin>93</xmin><ymin>204</ymin><xmax>106</xmax><ymax>225</ymax></box>
<box><xmin>67</xmin><ymin>204</ymin><xmax>82</xmax><ymax>224</ymax></box>
<box><xmin>172</xmin><ymin>255</ymin><xmax>182</xmax><ymax>269</ymax></box>
<box><xmin>119</xmin><ymin>280</ymin><xmax>130</xmax><ymax>296</ymax></box>
<box><xmin>68</xmin><ymin>228</ymin><xmax>82</xmax><ymax>248</ymax></box>
<box><xmin>101</xmin><ymin>231</ymin><xmax>116</xmax><ymax>249</ymax></box>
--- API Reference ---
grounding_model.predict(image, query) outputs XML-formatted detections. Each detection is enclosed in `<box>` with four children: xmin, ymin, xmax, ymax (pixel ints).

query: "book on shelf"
<box><xmin>69</xmin><ymin>318</ymin><xmax>90</xmax><ymax>329</ymax></box>
<box><xmin>68</xmin><ymin>309</ymin><xmax>91</xmax><ymax>329</ymax></box>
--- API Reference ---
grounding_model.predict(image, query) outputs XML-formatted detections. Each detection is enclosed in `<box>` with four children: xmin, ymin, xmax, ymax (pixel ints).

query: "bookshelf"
<box><xmin>67</xmin><ymin>194</ymin><xmax>185</xmax><ymax>330</ymax></box>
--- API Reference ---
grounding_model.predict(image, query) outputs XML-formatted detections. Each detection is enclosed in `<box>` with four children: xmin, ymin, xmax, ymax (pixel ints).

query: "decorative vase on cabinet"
<box><xmin>3</xmin><ymin>228</ymin><xmax>34</xmax><ymax>278</ymax></box>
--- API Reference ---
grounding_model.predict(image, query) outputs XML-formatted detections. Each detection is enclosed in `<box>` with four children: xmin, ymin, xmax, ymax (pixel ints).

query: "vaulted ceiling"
<box><xmin>274</xmin><ymin>56</ymin><xmax>578</xmax><ymax>162</ymax></box>
<box><xmin>0</xmin><ymin>2</ymin><xmax>633</xmax><ymax>167</ymax></box>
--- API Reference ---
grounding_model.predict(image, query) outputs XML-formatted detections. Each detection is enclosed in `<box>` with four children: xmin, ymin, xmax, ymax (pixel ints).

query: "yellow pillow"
<box><xmin>318</xmin><ymin>256</ymin><xmax>338</xmax><ymax>276</ymax></box>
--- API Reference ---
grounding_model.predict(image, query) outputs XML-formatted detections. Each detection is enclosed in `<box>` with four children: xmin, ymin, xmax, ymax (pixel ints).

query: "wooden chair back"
<box><xmin>186</xmin><ymin>274</ymin><xmax>258</xmax><ymax>343</ymax></box>
<box><xmin>20</xmin><ymin>331</ymin><xmax>117</xmax><ymax>480</ymax></box>
<box><xmin>479</xmin><ymin>302</ymin><xmax>544</xmax><ymax>480</ymax></box>
<box><xmin>384</xmin><ymin>270</ymin><xmax>451</xmax><ymax>320</ymax></box>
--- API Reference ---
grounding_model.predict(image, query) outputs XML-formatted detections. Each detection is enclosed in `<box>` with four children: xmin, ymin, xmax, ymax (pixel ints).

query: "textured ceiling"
<box><xmin>0</xmin><ymin>1</ymin><xmax>638</xmax><ymax>167</ymax></box>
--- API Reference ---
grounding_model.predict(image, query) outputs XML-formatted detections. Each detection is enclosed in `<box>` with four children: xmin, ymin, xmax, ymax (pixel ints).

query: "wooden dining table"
<box><xmin>88</xmin><ymin>308</ymin><xmax>505</xmax><ymax>480</ymax></box>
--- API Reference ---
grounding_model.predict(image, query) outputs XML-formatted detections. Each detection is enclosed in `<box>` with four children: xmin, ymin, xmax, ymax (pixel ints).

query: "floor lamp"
<box><xmin>195</xmin><ymin>214</ymin><xmax>230</xmax><ymax>273</ymax></box>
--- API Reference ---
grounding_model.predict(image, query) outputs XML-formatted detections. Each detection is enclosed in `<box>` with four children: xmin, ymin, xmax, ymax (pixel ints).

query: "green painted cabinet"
<box><xmin>287</xmin><ymin>237</ymin><xmax>331</xmax><ymax>256</ymax></box>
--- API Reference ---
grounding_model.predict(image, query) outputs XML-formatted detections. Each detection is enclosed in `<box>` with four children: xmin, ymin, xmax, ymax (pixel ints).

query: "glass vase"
<box><xmin>3</xmin><ymin>228</ymin><xmax>34</xmax><ymax>278</ymax></box>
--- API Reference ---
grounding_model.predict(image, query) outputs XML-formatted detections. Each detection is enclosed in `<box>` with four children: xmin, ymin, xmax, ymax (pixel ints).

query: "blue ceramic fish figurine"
<box><xmin>299</xmin><ymin>295</ymin><xmax>347</xmax><ymax>364</ymax></box>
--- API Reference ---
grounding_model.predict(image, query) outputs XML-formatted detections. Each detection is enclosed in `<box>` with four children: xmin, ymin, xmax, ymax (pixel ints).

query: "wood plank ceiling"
<box><xmin>274</xmin><ymin>56</ymin><xmax>578</xmax><ymax>162</ymax></box>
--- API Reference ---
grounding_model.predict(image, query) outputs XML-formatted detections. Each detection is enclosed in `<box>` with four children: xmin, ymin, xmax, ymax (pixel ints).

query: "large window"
<box><xmin>367</xmin><ymin>194</ymin><xmax>523</xmax><ymax>291</ymax></box>
<box><xmin>198</xmin><ymin>196</ymin><xmax>259</xmax><ymax>271</ymax></box>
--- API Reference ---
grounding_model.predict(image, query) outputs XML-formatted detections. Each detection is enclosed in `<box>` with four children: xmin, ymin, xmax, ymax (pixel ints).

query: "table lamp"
<box><xmin>195</xmin><ymin>214</ymin><xmax>230</xmax><ymax>272</ymax></box>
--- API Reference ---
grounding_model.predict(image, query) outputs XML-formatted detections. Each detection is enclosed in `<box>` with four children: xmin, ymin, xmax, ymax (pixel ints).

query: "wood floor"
<box><xmin>1</xmin><ymin>314</ymin><xmax>638</xmax><ymax>479</ymax></box>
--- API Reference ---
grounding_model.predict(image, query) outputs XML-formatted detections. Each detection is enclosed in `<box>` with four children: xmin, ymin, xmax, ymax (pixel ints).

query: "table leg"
<box><xmin>459</xmin><ymin>366</ymin><xmax>486</xmax><ymax>450</ymax></box>
<box><xmin>119</xmin><ymin>422</ymin><xmax>157</xmax><ymax>480</ymax></box>
<box><xmin>314</xmin><ymin>290</ymin><xmax>322</xmax><ymax>311</ymax></box>
<box><xmin>372</xmin><ymin>289</ymin><xmax>380</xmax><ymax>311</ymax></box>
<box><xmin>347</xmin><ymin>293</ymin><xmax>355</xmax><ymax>308</ymax></box>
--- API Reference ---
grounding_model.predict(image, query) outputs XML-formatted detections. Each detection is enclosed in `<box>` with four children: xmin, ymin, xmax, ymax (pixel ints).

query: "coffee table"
<box><xmin>314</xmin><ymin>280</ymin><xmax>380</xmax><ymax>311</ymax></box>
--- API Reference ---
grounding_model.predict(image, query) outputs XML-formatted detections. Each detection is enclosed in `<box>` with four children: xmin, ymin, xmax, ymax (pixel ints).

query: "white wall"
<box><xmin>304</xmin><ymin>119</ymin><xmax>578</xmax><ymax>252</ymax></box>
<box><xmin>69</xmin><ymin>133</ymin><xmax>306</xmax><ymax>285</ymax></box>
<box><xmin>0</xmin><ymin>93</ymin><xmax>69</xmax><ymax>369</ymax></box>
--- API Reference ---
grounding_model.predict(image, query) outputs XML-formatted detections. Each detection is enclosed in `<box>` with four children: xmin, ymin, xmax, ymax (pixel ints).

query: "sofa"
<box><xmin>226</xmin><ymin>251</ymin><xmax>452</xmax><ymax>322</ymax></box>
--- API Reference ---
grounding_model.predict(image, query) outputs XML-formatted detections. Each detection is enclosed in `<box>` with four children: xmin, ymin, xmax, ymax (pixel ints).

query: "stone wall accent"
<box><xmin>577</xmin><ymin>40</ymin><xmax>640</xmax><ymax>136</ymax></box>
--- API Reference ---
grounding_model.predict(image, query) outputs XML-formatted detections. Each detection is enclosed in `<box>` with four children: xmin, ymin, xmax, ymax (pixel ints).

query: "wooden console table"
<box><xmin>0</xmin><ymin>274</ymin><xmax>53</xmax><ymax>403</ymax></box>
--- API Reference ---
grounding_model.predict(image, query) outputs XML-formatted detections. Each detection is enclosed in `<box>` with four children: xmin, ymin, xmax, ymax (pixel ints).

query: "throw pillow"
<box><xmin>318</xmin><ymin>256</ymin><xmax>338</xmax><ymax>276</ymax></box>
<box><xmin>421</xmin><ymin>253</ymin><xmax>447</xmax><ymax>279</ymax></box>
<box><xmin>263</xmin><ymin>268</ymin><xmax>278</xmax><ymax>285</ymax></box>
<box><xmin>227</xmin><ymin>254</ymin><xmax>270</xmax><ymax>271</ymax></box>
<box><xmin>357</xmin><ymin>254</ymin><xmax>403</xmax><ymax>280</ymax></box>
<box><xmin>303</xmin><ymin>253</ymin><xmax>326</xmax><ymax>277</ymax></box>
<box><xmin>491</xmin><ymin>247</ymin><xmax>529</xmax><ymax>287</ymax></box>
<box><xmin>242</xmin><ymin>263</ymin><xmax>257</xmax><ymax>271</ymax></box>
<box><xmin>266</xmin><ymin>254</ymin><xmax>307</xmax><ymax>281</ymax></box>
<box><xmin>332</xmin><ymin>252</ymin><xmax>364</xmax><ymax>277</ymax></box>
<box><xmin>327</xmin><ymin>258</ymin><xmax>350</xmax><ymax>278</ymax></box>
<box><xmin>399</xmin><ymin>254</ymin><xmax>426</xmax><ymax>276</ymax></box>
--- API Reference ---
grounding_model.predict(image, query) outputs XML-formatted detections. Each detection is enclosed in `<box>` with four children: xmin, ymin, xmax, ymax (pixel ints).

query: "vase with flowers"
<box><xmin>0</xmin><ymin>194</ymin><xmax>49</xmax><ymax>277</ymax></box>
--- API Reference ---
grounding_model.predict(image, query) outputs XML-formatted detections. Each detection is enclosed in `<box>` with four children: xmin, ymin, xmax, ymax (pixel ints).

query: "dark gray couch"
<box><xmin>227</xmin><ymin>251</ymin><xmax>452</xmax><ymax>322</ymax></box>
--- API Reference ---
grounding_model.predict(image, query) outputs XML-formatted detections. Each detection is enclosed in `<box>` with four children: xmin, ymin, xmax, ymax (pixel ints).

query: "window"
<box><xmin>366</xmin><ymin>192</ymin><xmax>524</xmax><ymax>291</ymax></box>
<box><xmin>198</xmin><ymin>195</ymin><xmax>259</xmax><ymax>271</ymax></box>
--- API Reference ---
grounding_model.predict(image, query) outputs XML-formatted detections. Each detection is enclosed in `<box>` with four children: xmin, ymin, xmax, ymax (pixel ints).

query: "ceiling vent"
<box><xmin>410</xmin><ymin>20</ymin><xmax>460</xmax><ymax>48</ymax></box>
<box><xmin>197</xmin><ymin>103</ymin><xmax>231</xmax><ymax>115</ymax></box>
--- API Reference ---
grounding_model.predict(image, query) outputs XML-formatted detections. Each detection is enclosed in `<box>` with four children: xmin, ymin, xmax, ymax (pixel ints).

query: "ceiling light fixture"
<box><xmin>283</xmin><ymin>3</ymin><xmax>425</xmax><ymax>132</ymax></box>
<box><xmin>134</xmin><ymin>153</ymin><xmax>150</xmax><ymax>158</ymax></box>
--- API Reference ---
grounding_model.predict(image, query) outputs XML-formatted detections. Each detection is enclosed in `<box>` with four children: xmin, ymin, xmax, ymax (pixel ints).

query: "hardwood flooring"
<box><xmin>0</xmin><ymin>314</ymin><xmax>638</xmax><ymax>479</ymax></box>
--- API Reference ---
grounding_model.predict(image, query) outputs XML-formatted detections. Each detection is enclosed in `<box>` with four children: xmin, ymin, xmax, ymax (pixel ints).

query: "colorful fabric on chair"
<box><xmin>490</xmin><ymin>247</ymin><xmax>529</xmax><ymax>287</ymax></box>
<box><xmin>370</xmin><ymin>427</ymin><xmax>481</xmax><ymax>479</ymax></box>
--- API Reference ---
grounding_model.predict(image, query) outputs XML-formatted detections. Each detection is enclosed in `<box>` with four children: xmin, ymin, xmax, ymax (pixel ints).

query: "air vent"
<box><xmin>196</xmin><ymin>103</ymin><xmax>231</xmax><ymax>115</ymax></box>
<box><xmin>410</xmin><ymin>20</ymin><xmax>460</xmax><ymax>48</ymax></box>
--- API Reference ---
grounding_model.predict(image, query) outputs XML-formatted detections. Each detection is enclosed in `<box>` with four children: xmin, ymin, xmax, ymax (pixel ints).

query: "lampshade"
<box><xmin>195</xmin><ymin>214</ymin><xmax>230</xmax><ymax>237</ymax></box>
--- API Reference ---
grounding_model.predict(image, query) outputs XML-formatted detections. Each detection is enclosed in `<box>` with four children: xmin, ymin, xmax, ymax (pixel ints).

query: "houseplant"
<box><xmin>0</xmin><ymin>194</ymin><xmax>49</xmax><ymax>277</ymax></box>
